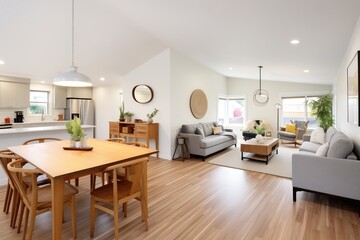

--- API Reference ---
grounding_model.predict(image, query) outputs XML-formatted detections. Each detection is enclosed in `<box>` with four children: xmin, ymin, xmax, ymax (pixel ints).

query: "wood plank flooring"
<box><xmin>0</xmin><ymin>156</ymin><xmax>359</xmax><ymax>239</ymax></box>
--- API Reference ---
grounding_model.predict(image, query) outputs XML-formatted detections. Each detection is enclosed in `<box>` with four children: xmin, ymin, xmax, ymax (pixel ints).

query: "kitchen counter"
<box><xmin>0</xmin><ymin>125</ymin><xmax>94</xmax><ymax>135</ymax></box>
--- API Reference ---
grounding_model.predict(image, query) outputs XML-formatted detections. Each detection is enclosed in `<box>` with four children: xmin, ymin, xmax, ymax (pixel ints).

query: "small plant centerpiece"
<box><xmin>119</xmin><ymin>102</ymin><xmax>125</xmax><ymax>122</ymax></box>
<box><xmin>66</xmin><ymin>117</ymin><xmax>86</xmax><ymax>148</ymax></box>
<box><xmin>146</xmin><ymin>108</ymin><xmax>159</xmax><ymax>123</ymax></box>
<box><xmin>124</xmin><ymin>112</ymin><xmax>134</xmax><ymax>122</ymax></box>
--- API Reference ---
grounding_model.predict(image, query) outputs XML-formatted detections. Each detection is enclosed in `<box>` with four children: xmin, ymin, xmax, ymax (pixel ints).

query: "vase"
<box><xmin>75</xmin><ymin>141</ymin><xmax>81</xmax><ymax>148</ymax></box>
<box><xmin>147</xmin><ymin>118</ymin><xmax>153</xmax><ymax>123</ymax></box>
<box><xmin>255</xmin><ymin>134</ymin><xmax>264</xmax><ymax>143</ymax></box>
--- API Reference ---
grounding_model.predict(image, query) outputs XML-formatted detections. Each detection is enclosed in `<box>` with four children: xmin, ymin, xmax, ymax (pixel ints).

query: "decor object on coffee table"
<box><xmin>190</xmin><ymin>89</ymin><xmax>208</xmax><ymax>119</ymax></box>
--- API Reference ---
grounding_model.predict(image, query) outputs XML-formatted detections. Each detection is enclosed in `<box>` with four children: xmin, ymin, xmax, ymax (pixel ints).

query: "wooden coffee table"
<box><xmin>240</xmin><ymin>138</ymin><xmax>279</xmax><ymax>165</ymax></box>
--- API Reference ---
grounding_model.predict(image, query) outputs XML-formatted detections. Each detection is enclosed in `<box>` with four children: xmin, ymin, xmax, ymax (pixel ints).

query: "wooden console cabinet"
<box><xmin>109</xmin><ymin>122</ymin><xmax>159</xmax><ymax>157</ymax></box>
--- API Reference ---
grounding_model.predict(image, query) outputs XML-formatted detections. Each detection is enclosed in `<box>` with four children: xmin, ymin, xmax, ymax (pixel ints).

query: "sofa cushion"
<box><xmin>327</xmin><ymin>132</ymin><xmax>354</xmax><ymax>159</ymax></box>
<box><xmin>200</xmin><ymin>135</ymin><xmax>233</xmax><ymax>148</ymax></box>
<box><xmin>325</xmin><ymin>126</ymin><xmax>337</xmax><ymax>143</ymax></box>
<box><xmin>315</xmin><ymin>142</ymin><xmax>329</xmax><ymax>157</ymax></box>
<box><xmin>201</xmin><ymin>122</ymin><xmax>215</xmax><ymax>137</ymax></box>
<box><xmin>310</xmin><ymin>127</ymin><xmax>325</xmax><ymax>144</ymax></box>
<box><xmin>299</xmin><ymin>141</ymin><xmax>322</xmax><ymax>153</ymax></box>
<box><xmin>212</xmin><ymin>126</ymin><xmax>222</xmax><ymax>135</ymax></box>
<box><xmin>195</xmin><ymin>127</ymin><xmax>205</xmax><ymax>138</ymax></box>
<box><xmin>181</xmin><ymin>124</ymin><xmax>201</xmax><ymax>134</ymax></box>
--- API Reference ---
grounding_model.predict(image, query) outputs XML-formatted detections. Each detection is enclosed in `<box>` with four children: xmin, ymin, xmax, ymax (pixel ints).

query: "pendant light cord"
<box><xmin>72</xmin><ymin>0</ymin><xmax>75</xmax><ymax>66</ymax></box>
<box><xmin>259</xmin><ymin>66</ymin><xmax>262</xmax><ymax>95</ymax></box>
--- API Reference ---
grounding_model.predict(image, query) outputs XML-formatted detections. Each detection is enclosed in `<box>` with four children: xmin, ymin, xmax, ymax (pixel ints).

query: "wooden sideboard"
<box><xmin>109</xmin><ymin>122</ymin><xmax>159</xmax><ymax>157</ymax></box>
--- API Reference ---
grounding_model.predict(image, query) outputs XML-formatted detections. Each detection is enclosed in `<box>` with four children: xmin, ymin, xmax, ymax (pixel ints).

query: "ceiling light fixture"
<box><xmin>53</xmin><ymin>0</ymin><xmax>92</xmax><ymax>87</ymax></box>
<box><xmin>0</xmin><ymin>60</ymin><xmax>5</xmax><ymax>65</ymax></box>
<box><xmin>228</xmin><ymin>67</ymin><xmax>233</xmax><ymax>70</ymax></box>
<box><xmin>304</xmin><ymin>69</ymin><xmax>309</xmax><ymax>73</ymax></box>
<box><xmin>253</xmin><ymin>66</ymin><xmax>269</xmax><ymax>106</ymax></box>
<box><xmin>100</xmin><ymin>77</ymin><xmax>105</xmax><ymax>81</ymax></box>
<box><xmin>290</xmin><ymin>39</ymin><xmax>300</xmax><ymax>45</ymax></box>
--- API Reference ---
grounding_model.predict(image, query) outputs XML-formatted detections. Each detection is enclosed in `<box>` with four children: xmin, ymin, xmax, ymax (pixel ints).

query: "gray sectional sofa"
<box><xmin>178</xmin><ymin>122</ymin><xmax>237</xmax><ymax>160</ymax></box>
<box><xmin>292</xmin><ymin>127</ymin><xmax>360</xmax><ymax>209</ymax></box>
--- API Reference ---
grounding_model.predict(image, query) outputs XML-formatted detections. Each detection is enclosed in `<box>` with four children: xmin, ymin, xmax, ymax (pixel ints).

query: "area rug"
<box><xmin>207</xmin><ymin>145</ymin><xmax>298</xmax><ymax>178</ymax></box>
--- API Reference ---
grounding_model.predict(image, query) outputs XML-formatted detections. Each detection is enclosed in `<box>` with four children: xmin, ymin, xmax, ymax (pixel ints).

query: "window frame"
<box><xmin>217</xmin><ymin>96</ymin><xmax>246</xmax><ymax>126</ymax></box>
<box><xmin>281</xmin><ymin>95</ymin><xmax>320</xmax><ymax>128</ymax></box>
<box><xmin>29</xmin><ymin>90</ymin><xmax>50</xmax><ymax>115</ymax></box>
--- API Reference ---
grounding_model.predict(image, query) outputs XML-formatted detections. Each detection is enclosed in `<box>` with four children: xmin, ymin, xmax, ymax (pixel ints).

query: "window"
<box><xmin>29</xmin><ymin>91</ymin><xmax>49</xmax><ymax>114</ymax></box>
<box><xmin>218</xmin><ymin>97</ymin><xmax>245</xmax><ymax>125</ymax></box>
<box><xmin>281</xmin><ymin>96</ymin><xmax>319</xmax><ymax>128</ymax></box>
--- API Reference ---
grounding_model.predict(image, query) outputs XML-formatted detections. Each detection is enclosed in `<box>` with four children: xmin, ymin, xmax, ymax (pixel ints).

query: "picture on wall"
<box><xmin>347</xmin><ymin>51</ymin><xmax>360</xmax><ymax>126</ymax></box>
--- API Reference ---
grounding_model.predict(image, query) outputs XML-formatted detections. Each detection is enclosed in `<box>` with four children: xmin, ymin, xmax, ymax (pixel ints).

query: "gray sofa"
<box><xmin>292</xmin><ymin>127</ymin><xmax>360</xmax><ymax>209</ymax></box>
<box><xmin>178</xmin><ymin>122</ymin><xmax>237</xmax><ymax>160</ymax></box>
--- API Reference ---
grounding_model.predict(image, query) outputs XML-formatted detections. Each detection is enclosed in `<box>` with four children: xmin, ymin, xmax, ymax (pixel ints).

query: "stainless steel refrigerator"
<box><xmin>65</xmin><ymin>98</ymin><xmax>95</xmax><ymax>125</ymax></box>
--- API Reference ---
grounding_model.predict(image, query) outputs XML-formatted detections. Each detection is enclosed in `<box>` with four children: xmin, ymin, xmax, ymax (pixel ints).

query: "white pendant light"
<box><xmin>53</xmin><ymin>0</ymin><xmax>92</xmax><ymax>87</ymax></box>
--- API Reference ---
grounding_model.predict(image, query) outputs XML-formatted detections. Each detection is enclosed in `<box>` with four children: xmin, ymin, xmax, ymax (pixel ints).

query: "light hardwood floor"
<box><xmin>0</xmin><ymin>155</ymin><xmax>360</xmax><ymax>240</ymax></box>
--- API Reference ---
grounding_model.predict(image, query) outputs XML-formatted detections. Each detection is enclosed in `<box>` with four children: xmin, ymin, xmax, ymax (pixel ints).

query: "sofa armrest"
<box><xmin>292</xmin><ymin>152</ymin><xmax>360</xmax><ymax>200</ymax></box>
<box><xmin>178</xmin><ymin>133</ymin><xmax>202</xmax><ymax>154</ymax></box>
<box><xmin>224</xmin><ymin>129</ymin><xmax>233</xmax><ymax>132</ymax></box>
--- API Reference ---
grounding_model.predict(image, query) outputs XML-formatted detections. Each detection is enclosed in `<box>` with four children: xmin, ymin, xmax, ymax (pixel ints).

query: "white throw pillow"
<box><xmin>310</xmin><ymin>127</ymin><xmax>325</xmax><ymax>144</ymax></box>
<box><xmin>315</xmin><ymin>142</ymin><xmax>329</xmax><ymax>157</ymax></box>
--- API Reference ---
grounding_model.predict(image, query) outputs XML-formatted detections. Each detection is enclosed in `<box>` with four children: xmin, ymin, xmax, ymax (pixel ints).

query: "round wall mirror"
<box><xmin>132</xmin><ymin>84</ymin><xmax>154</xmax><ymax>104</ymax></box>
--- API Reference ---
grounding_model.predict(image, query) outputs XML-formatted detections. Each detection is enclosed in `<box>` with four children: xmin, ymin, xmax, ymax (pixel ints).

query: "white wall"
<box><xmin>226</xmin><ymin>78</ymin><xmax>332</xmax><ymax>136</ymax></box>
<box><xmin>334</xmin><ymin>16</ymin><xmax>360</xmax><ymax>156</ymax></box>
<box><xmin>92</xmin><ymin>85</ymin><xmax>122</xmax><ymax>139</ymax></box>
<box><xmin>170</xmin><ymin>50</ymin><xmax>227</xmax><ymax>156</ymax></box>
<box><xmin>122</xmin><ymin>49</ymin><xmax>171</xmax><ymax>159</ymax></box>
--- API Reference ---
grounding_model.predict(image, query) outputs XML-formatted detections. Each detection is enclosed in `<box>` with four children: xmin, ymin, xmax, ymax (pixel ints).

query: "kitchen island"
<box><xmin>0</xmin><ymin>124</ymin><xmax>95</xmax><ymax>185</ymax></box>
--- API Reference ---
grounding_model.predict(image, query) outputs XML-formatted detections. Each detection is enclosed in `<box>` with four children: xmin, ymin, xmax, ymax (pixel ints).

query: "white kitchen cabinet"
<box><xmin>0</xmin><ymin>81</ymin><xmax>30</xmax><ymax>108</ymax></box>
<box><xmin>53</xmin><ymin>85</ymin><xmax>67</xmax><ymax>108</ymax></box>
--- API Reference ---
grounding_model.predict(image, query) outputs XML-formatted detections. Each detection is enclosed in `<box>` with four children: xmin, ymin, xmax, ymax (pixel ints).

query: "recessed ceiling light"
<box><xmin>0</xmin><ymin>60</ymin><xmax>5</xmax><ymax>65</ymax></box>
<box><xmin>100</xmin><ymin>77</ymin><xmax>105</xmax><ymax>81</ymax></box>
<box><xmin>290</xmin><ymin>39</ymin><xmax>300</xmax><ymax>45</ymax></box>
<box><xmin>304</xmin><ymin>69</ymin><xmax>309</xmax><ymax>73</ymax></box>
<box><xmin>41</xmin><ymin>81</ymin><xmax>45</xmax><ymax>83</ymax></box>
<box><xmin>228</xmin><ymin>67</ymin><xmax>233</xmax><ymax>70</ymax></box>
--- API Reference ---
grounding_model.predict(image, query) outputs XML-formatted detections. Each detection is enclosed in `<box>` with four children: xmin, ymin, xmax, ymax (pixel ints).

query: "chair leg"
<box><xmin>3</xmin><ymin>184</ymin><xmax>10</xmax><ymax>212</ymax></box>
<box><xmin>90</xmin><ymin>197</ymin><xmax>96</xmax><ymax>238</ymax></box>
<box><xmin>123</xmin><ymin>202</ymin><xmax>127</xmax><ymax>217</ymax></box>
<box><xmin>27</xmin><ymin>206</ymin><xmax>37</xmax><ymax>240</ymax></box>
<box><xmin>5</xmin><ymin>186</ymin><xmax>13</xmax><ymax>214</ymax></box>
<box><xmin>113</xmin><ymin>200</ymin><xmax>119</xmax><ymax>240</ymax></box>
<box><xmin>71</xmin><ymin>196</ymin><xmax>77</xmax><ymax>239</ymax></box>
<box><xmin>11</xmin><ymin>191</ymin><xmax>20</xmax><ymax>228</ymax></box>
<box><xmin>22</xmin><ymin>208</ymin><xmax>29</xmax><ymax>240</ymax></box>
<box><xmin>17</xmin><ymin>200</ymin><xmax>25</xmax><ymax>233</ymax></box>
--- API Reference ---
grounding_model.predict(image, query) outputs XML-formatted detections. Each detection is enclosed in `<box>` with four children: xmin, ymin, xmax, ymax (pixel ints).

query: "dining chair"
<box><xmin>7</xmin><ymin>159</ymin><xmax>79</xmax><ymax>240</ymax></box>
<box><xmin>22</xmin><ymin>138</ymin><xmax>80</xmax><ymax>186</ymax></box>
<box><xmin>90</xmin><ymin>157</ymin><xmax>148</xmax><ymax>240</ymax></box>
<box><xmin>90</xmin><ymin>138</ymin><xmax>127</xmax><ymax>190</ymax></box>
<box><xmin>0</xmin><ymin>150</ymin><xmax>23</xmax><ymax>229</ymax></box>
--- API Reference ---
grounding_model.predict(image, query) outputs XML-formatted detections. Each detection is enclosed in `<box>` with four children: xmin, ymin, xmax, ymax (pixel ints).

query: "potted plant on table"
<box><xmin>124</xmin><ymin>112</ymin><xmax>134</xmax><ymax>122</ymax></box>
<box><xmin>119</xmin><ymin>102</ymin><xmax>125</xmax><ymax>122</ymax></box>
<box><xmin>66</xmin><ymin>117</ymin><xmax>86</xmax><ymax>148</ymax></box>
<box><xmin>146</xmin><ymin>108</ymin><xmax>159</xmax><ymax>123</ymax></box>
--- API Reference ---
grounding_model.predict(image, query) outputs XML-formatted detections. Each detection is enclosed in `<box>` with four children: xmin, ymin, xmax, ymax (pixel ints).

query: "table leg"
<box><xmin>241</xmin><ymin>151</ymin><xmax>244</xmax><ymax>160</ymax></box>
<box><xmin>52</xmin><ymin>177</ymin><xmax>65</xmax><ymax>240</ymax></box>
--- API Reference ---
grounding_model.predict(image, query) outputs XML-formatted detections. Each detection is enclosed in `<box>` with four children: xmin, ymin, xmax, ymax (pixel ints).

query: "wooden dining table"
<box><xmin>8</xmin><ymin>138</ymin><xmax>158</xmax><ymax>240</ymax></box>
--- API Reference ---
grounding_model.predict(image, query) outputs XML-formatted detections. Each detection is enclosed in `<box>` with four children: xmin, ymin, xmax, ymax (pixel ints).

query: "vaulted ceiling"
<box><xmin>0</xmin><ymin>0</ymin><xmax>359</xmax><ymax>86</ymax></box>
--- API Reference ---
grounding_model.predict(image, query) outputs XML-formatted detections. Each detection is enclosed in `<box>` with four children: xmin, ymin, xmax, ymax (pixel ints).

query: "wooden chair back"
<box><xmin>106</xmin><ymin>137</ymin><xmax>125</xmax><ymax>143</ymax></box>
<box><xmin>22</xmin><ymin>137</ymin><xmax>61</xmax><ymax>145</ymax></box>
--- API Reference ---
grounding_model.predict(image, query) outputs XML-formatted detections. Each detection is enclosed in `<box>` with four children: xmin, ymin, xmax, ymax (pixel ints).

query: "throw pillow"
<box><xmin>195</xmin><ymin>127</ymin><xmax>205</xmax><ymax>138</ymax></box>
<box><xmin>285</xmin><ymin>123</ymin><xmax>296</xmax><ymax>133</ymax></box>
<box><xmin>310</xmin><ymin>127</ymin><xmax>325</xmax><ymax>144</ymax></box>
<box><xmin>212</xmin><ymin>126</ymin><xmax>222</xmax><ymax>135</ymax></box>
<box><xmin>315</xmin><ymin>142</ymin><xmax>329</xmax><ymax>157</ymax></box>
<box><xmin>327</xmin><ymin>132</ymin><xmax>354</xmax><ymax>159</ymax></box>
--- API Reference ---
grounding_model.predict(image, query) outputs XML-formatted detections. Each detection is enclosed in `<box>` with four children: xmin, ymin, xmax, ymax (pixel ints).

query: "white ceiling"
<box><xmin>0</xmin><ymin>0</ymin><xmax>359</xmax><ymax>86</ymax></box>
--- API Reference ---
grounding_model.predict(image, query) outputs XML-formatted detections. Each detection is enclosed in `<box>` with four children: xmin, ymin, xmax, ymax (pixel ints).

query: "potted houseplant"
<box><xmin>66</xmin><ymin>117</ymin><xmax>86</xmax><ymax>148</ymax></box>
<box><xmin>253</xmin><ymin>124</ymin><xmax>265</xmax><ymax>143</ymax></box>
<box><xmin>119</xmin><ymin>102</ymin><xmax>125</xmax><ymax>122</ymax></box>
<box><xmin>308</xmin><ymin>94</ymin><xmax>334</xmax><ymax>132</ymax></box>
<box><xmin>146</xmin><ymin>108</ymin><xmax>159</xmax><ymax>123</ymax></box>
<box><xmin>124</xmin><ymin>112</ymin><xmax>134</xmax><ymax>122</ymax></box>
